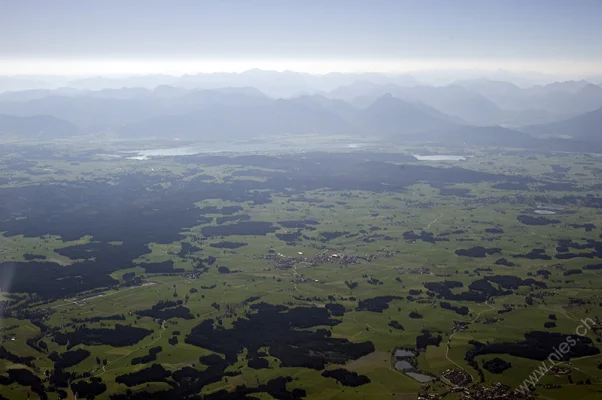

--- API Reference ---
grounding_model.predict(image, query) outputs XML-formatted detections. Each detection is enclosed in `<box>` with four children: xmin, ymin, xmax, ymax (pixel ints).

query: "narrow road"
<box><xmin>445</xmin><ymin>333</ymin><xmax>476</xmax><ymax>382</ymax></box>
<box><xmin>445</xmin><ymin>333</ymin><xmax>464</xmax><ymax>370</ymax></box>
<box><xmin>426</xmin><ymin>213</ymin><xmax>444</xmax><ymax>229</ymax></box>
<box><xmin>472</xmin><ymin>302</ymin><xmax>496</xmax><ymax>323</ymax></box>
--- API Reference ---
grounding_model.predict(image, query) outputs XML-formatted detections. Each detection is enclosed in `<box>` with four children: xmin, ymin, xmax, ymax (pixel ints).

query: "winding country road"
<box><xmin>426</xmin><ymin>213</ymin><xmax>444</xmax><ymax>229</ymax></box>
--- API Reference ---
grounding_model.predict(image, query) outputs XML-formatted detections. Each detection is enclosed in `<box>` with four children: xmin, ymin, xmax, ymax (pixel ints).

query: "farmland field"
<box><xmin>1</xmin><ymin>139</ymin><xmax>602</xmax><ymax>400</ymax></box>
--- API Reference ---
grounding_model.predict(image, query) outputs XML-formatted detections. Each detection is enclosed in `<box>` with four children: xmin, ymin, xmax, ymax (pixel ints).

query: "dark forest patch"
<box><xmin>0</xmin><ymin>369</ymin><xmax>46</xmax><ymax>400</ymax></box>
<box><xmin>388</xmin><ymin>321</ymin><xmax>404</xmax><ymax>330</ymax></box>
<box><xmin>557</xmin><ymin>239</ymin><xmax>601</xmax><ymax>250</ymax></box>
<box><xmin>426</xmin><ymin>276</ymin><xmax>544</xmax><ymax>303</ymax></box>
<box><xmin>209</xmin><ymin>241</ymin><xmax>248</xmax><ymax>249</ymax></box>
<box><xmin>131</xmin><ymin>346</ymin><xmax>163</xmax><ymax>365</ymax></box>
<box><xmin>356</xmin><ymin>296</ymin><xmax>403</xmax><ymax>313</ymax></box>
<box><xmin>320</xmin><ymin>231</ymin><xmax>349</xmax><ymax>241</ymax></box>
<box><xmin>517</xmin><ymin>215</ymin><xmax>560</xmax><ymax>226</ymax></box>
<box><xmin>551</xmin><ymin>165</ymin><xmax>570</xmax><ymax>173</ymax></box>
<box><xmin>513</xmin><ymin>248</ymin><xmax>552</xmax><ymax>260</ymax></box>
<box><xmin>409</xmin><ymin>311</ymin><xmax>423</xmax><ymax>319</ymax></box>
<box><xmin>199</xmin><ymin>354</ymin><xmax>225</xmax><ymax>366</ymax></box>
<box><xmin>185</xmin><ymin>302</ymin><xmax>374</xmax><ymax>370</ymax></box>
<box><xmin>137</xmin><ymin>304</ymin><xmax>194</xmax><ymax>320</ymax></box>
<box><xmin>467</xmin><ymin>280</ymin><xmax>508</xmax><ymax>298</ymax></box>
<box><xmin>345</xmin><ymin>281</ymin><xmax>358</xmax><ymax>290</ymax></box>
<box><xmin>321</xmin><ymin>369</ymin><xmax>370</xmax><ymax>387</ymax></box>
<box><xmin>495</xmin><ymin>258</ymin><xmax>516</xmax><ymax>266</ymax></box>
<box><xmin>71</xmin><ymin>314</ymin><xmax>126</xmax><ymax>324</ymax></box>
<box><xmin>140</xmin><ymin>261</ymin><xmax>180</xmax><ymax>273</ymax></box>
<box><xmin>468</xmin><ymin>331</ymin><xmax>599</xmax><ymax>361</ymax></box>
<box><xmin>403</xmin><ymin>230</ymin><xmax>439</xmax><ymax>243</ymax></box>
<box><xmin>483</xmin><ymin>357</ymin><xmax>512</xmax><ymax>374</ymax></box>
<box><xmin>455</xmin><ymin>246</ymin><xmax>501</xmax><ymax>258</ymax></box>
<box><xmin>276</xmin><ymin>232</ymin><xmax>302</xmax><ymax>242</ymax></box>
<box><xmin>247</xmin><ymin>358</ymin><xmax>270</xmax><ymax>369</ymax></box>
<box><xmin>537</xmin><ymin>183</ymin><xmax>578</xmax><ymax>191</ymax></box>
<box><xmin>425</xmin><ymin>281</ymin><xmax>490</xmax><ymax>302</ymax></box>
<box><xmin>555</xmin><ymin>239</ymin><xmax>602</xmax><ymax>259</ymax></box>
<box><xmin>177</xmin><ymin>242</ymin><xmax>201</xmax><ymax>258</ymax></box>
<box><xmin>53</xmin><ymin>324</ymin><xmax>152</xmax><ymax>350</ymax></box>
<box><xmin>569</xmin><ymin>223</ymin><xmax>596</xmax><ymax>232</ymax></box>
<box><xmin>556</xmin><ymin>252</ymin><xmax>599</xmax><ymax>260</ymax></box>
<box><xmin>486</xmin><ymin>275</ymin><xmax>546</xmax><ymax>289</ymax></box>
<box><xmin>48</xmin><ymin>349</ymin><xmax>90</xmax><ymax>369</ymax></box>
<box><xmin>325</xmin><ymin>303</ymin><xmax>346</xmax><ymax>317</ymax></box>
<box><xmin>115</xmin><ymin>364</ymin><xmax>171</xmax><ymax>387</ymax></box>
<box><xmin>218</xmin><ymin>266</ymin><xmax>231</xmax><ymax>274</ymax></box>
<box><xmin>416</xmin><ymin>331</ymin><xmax>442</xmax><ymax>349</ymax></box>
<box><xmin>71</xmin><ymin>377</ymin><xmax>107</xmax><ymax>399</ymax></box>
<box><xmin>0</xmin><ymin>346</ymin><xmax>35</xmax><ymax>367</ymax></box>
<box><xmin>440</xmin><ymin>301</ymin><xmax>469</xmax><ymax>316</ymax></box>
<box><xmin>55</xmin><ymin>241</ymin><xmax>147</xmax><ymax>264</ymax></box>
<box><xmin>201</xmin><ymin>284</ymin><xmax>216</xmax><ymax>290</ymax></box>
<box><xmin>0</xmin><ymin>261</ymin><xmax>118</xmax><ymax>298</ymax></box>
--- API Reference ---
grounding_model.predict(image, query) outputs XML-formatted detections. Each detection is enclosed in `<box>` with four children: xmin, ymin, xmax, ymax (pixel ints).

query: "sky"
<box><xmin>1</xmin><ymin>0</ymin><xmax>602</xmax><ymax>76</ymax></box>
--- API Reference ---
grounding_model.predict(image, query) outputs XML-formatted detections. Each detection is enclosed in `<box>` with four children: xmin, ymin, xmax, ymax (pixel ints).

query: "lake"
<box><xmin>413</xmin><ymin>154</ymin><xmax>467</xmax><ymax>161</ymax></box>
<box><xmin>124</xmin><ymin>139</ymin><xmax>374</xmax><ymax>160</ymax></box>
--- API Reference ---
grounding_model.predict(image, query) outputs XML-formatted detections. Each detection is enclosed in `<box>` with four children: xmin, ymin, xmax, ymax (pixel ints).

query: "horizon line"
<box><xmin>1</xmin><ymin>58</ymin><xmax>602</xmax><ymax>79</ymax></box>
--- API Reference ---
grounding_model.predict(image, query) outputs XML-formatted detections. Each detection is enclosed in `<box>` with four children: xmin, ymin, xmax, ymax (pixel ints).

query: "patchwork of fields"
<box><xmin>1</xmin><ymin>142</ymin><xmax>602</xmax><ymax>399</ymax></box>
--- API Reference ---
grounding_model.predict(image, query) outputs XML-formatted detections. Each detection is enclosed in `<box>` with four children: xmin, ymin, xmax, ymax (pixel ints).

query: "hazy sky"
<box><xmin>1</xmin><ymin>0</ymin><xmax>602</xmax><ymax>76</ymax></box>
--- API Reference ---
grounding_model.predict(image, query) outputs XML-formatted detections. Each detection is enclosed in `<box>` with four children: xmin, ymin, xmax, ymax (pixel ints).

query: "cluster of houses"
<box><xmin>396</xmin><ymin>347</ymin><xmax>535</xmax><ymax>400</ymax></box>
<box><xmin>452</xmin><ymin>382</ymin><xmax>535</xmax><ymax>400</ymax></box>
<box><xmin>418</xmin><ymin>382</ymin><xmax>535</xmax><ymax>400</ymax></box>
<box><xmin>441</xmin><ymin>368</ymin><xmax>472</xmax><ymax>386</ymax></box>
<box><xmin>265</xmin><ymin>250</ymin><xmax>363</xmax><ymax>270</ymax></box>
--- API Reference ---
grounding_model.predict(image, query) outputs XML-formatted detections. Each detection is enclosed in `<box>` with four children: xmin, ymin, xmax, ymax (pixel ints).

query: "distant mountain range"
<box><xmin>0</xmin><ymin>88</ymin><xmax>272</xmax><ymax>130</ymax></box>
<box><xmin>119</xmin><ymin>98</ymin><xmax>358</xmax><ymax>138</ymax></box>
<box><xmin>0</xmin><ymin>76</ymin><xmax>601</xmax><ymax>151</ymax></box>
<box><xmin>116</xmin><ymin>94</ymin><xmax>465</xmax><ymax>139</ymax></box>
<box><xmin>327</xmin><ymin>80</ymin><xmax>602</xmax><ymax>126</ymax></box>
<box><xmin>454</xmin><ymin>79</ymin><xmax>602</xmax><ymax>118</ymax></box>
<box><xmin>0</xmin><ymin>114</ymin><xmax>81</xmax><ymax>138</ymax></box>
<box><xmin>1</xmin><ymin>75</ymin><xmax>601</xmax><ymax>125</ymax></box>
<box><xmin>522</xmin><ymin>107</ymin><xmax>602</xmax><ymax>141</ymax></box>
<box><xmin>358</xmin><ymin>94</ymin><xmax>461</xmax><ymax>136</ymax></box>
<box><xmin>328</xmin><ymin>82</ymin><xmax>501</xmax><ymax>125</ymax></box>
<box><xmin>9</xmin><ymin>70</ymin><xmax>418</xmax><ymax>98</ymax></box>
